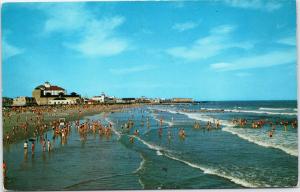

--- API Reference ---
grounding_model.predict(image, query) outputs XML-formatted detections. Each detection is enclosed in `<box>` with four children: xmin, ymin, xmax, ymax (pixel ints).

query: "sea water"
<box><xmin>3</xmin><ymin>101</ymin><xmax>298</xmax><ymax>189</ymax></box>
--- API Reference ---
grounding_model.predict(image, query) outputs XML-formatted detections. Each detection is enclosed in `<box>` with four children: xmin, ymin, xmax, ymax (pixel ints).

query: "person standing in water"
<box><xmin>134</xmin><ymin>129</ymin><xmax>139</xmax><ymax>136</ymax></box>
<box><xmin>160</xmin><ymin>118</ymin><xmax>163</xmax><ymax>126</ymax></box>
<box><xmin>158</xmin><ymin>127</ymin><xmax>163</xmax><ymax>137</ymax></box>
<box><xmin>42</xmin><ymin>140</ymin><xmax>46</xmax><ymax>152</ymax></box>
<box><xmin>47</xmin><ymin>140</ymin><xmax>51</xmax><ymax>152</ymax></box>
<box><xmin>167</xmin><ymin>129</ymin><xmax>171</xmax><ymax>140</ymax></box>
<box><xmin>31</xmin><ymin>142</ymin><xmax>35</xmax><ymax>154</ymax></box>
<box><xmin>24</xmin><ymin>140</ymin><xmax>28</xmax><ymax>152</ymax></box>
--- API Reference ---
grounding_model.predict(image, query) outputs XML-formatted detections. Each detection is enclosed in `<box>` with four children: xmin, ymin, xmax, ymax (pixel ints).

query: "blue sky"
<box><xmin>2</xmin><ymin>0</ymin><xmax>297</xmax><ymax>100</ymax></box>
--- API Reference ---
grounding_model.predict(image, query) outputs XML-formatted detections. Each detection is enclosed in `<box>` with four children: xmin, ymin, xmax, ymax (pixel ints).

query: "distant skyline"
<box><xmin>2</xmin><ymin>1</ymin><xmax>297</xmax><ymax>100</ymax></box>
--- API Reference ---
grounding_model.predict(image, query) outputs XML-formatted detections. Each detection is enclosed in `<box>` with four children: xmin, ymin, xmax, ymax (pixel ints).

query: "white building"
<box><xmin>13</xmin><ymin>97</ymin><xmax>37</xmax><ymax>106</ymax></box>
<box><xmin>38</xmin><ymin>82</ymin><xmax>66</xmax><ymax>96</ymax></box>
<box><xmin>91</xmin><ymin>92</ymin><xmax>114</xmax><ymax>103</ymax></box>
<box><xmin>91</xmin><ymin>95</ymin><xmax>105</xmax><ymax>103</ymax></box>
<box><xmin>48</xmin><ymin>97</ymin><xmax>77</xmax><ymax>105</ymax></box>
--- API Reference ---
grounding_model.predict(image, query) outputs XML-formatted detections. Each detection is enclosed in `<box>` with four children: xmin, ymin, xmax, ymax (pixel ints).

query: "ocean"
<box><xmin>3</xmin><ymin>101</ymin><xmax>298</xmax><ymax>190</ymax></box>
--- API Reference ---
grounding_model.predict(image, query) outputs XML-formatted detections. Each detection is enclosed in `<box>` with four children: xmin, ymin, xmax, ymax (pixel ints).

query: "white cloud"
<box><xmin>210</xmin><ymin>25</ymin><xmax>235</xmax><ymax>34</ymax></box>
<box><xmin>2</xmin><ymin>39</ymin><xmax>24</xmax><ymax>60</ymax></box>
<box><xmin>41</xmin><ymin>4</ymin><xmax>128</xmax><ymax>57</ymax></box>
<box><xmin>167</xmin><ymin>24</ymin><xmax>251</xmax><ymax>61</ymax></box>
<box><xmin>223</xmin><ymin>0</ymin><xmax>282</xmax><ymax>11</ymax></box>
<box><xmin>211</xmin><ymin>62</ymin><xmax>233</xmax><ymax>70</ymax></box>
<box><xmin>109</xmin><ymin>65</ymin><xmax>156</xmax><ymax>75</ymax></box>
<box><xmin>277</xmin><ymin>36</ymin><xmax>296</xmax><ymax>46</ymax></box>
<box><xmin>43</xmin><ymin>4</ymin><xmax>90</xmax><ymax>33</ymax></box>
<box><xmin>210</xmin><ymin>49</ymin><xmax>296</xmax><ymax>71</ymax></box>
<box><xmin>172</xmin><ymin>22</ymin><xmax>198</xmax><ymax>32</ymax></box>
<box><xmin>66</xmin><ymin>17</ymin><xmax>128</xmax><ymax>57</ymax></box>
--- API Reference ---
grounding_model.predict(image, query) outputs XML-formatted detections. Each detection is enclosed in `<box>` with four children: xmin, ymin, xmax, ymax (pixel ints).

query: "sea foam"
<box><xmin>224</xmin><ymin>109</ymin><xmax>297</xmax><ymax>116</ymax></box>
<box><xmin>222</xmin><ymin>127</ymin><xmax>298</xmax><ymax>157</ymax></box>
<box><xmin>163</xmin><ymin>153</ymin><xmax>258</xmax><ymax>188</ymax></box>
<box><xmin>162</xmin><ymin>109</ymin><xmax>298</xmax><ymax>157</ymax></box>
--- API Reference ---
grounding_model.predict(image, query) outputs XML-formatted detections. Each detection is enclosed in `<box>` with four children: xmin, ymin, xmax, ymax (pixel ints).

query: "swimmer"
<box><xmin>134</xmin><ymin>129</ymin><xmax>139</xmax><ymax>136</ymax></box>
<box><xmin>268</xmin><ymin>131</ymin><xmax>273</xmax><ymax>138</ymax></box>
<box><xmin>129</xmin><ymin>137</ymin><xmax>134</xmax><ymax>143</ymax></box>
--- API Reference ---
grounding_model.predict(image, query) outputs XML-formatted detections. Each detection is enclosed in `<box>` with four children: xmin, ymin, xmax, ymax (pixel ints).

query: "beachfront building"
<box><xmin>121</xmin><ymin>98</ymin><xmax>136</xmax><ymax>104</ymax></box>
<box><xmin>172</xmin><ymin>98</ymin><xmax>193</xmax><ymax>103</ymax></box>
<box><xmin>136</xmin><ymin>96</ymin><xmax>151</xmax><ymax>103</ymax></box>
<box><xmin>48</xmin><ymin>97</ymin><xmax>77</xmax><ymax>105</ymax></box>
<box><xmin>12</xmin><ymin>97</ymin><xmax>37</xmax><ymax>106</ymax></box>
<box><xmin>116</xmin><ymin>98</ymin><xmax>126</xmax><ymax>104</ymax></box>
<box><xmin>91</xmin><ymin>93</ymin><xmax>106</xmax><ymax>103</ymax></box>
<box><xmin>86</xmin><ymin>99</ymin><xmax>98</xmax><ymax>105</ymax></box>
<box><xmin>32</xmin><ymin>82</ymin><xmax>81</xmax><ymax>105</ymax></box>
<box><xmin>152</xmin><ymin>98</ymin><xmax>161</xmax><ymax>104</ymax></box>
<box><xmin>91</xmin><ymin>92</ymin><xmax>116</xmax><ymax>104</ymax></box>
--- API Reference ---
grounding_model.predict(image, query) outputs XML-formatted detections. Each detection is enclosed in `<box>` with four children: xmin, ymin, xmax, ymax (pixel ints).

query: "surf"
<box><xmin>163</xmin><ymin>153</ymin><xmax>259</xmax><ymax>188</ymax></box>
<box><xmin>224</xmin><ymin>109</ymin><xmax>297</xmax><ymax>116</ymax></box>
<box><xmin>161</xmin><ymin>108</ymin><xmax>298</xmax><ymax>157</ymax></box>
<box><xmin>222</xmin><ymin>127</ymin><xmax>298</xmax><ymax>157</ymax></box>
<box><xmin>130</xmin><ymin>133</ymin><xmax>259</xmax><ymax>188</ymax></box>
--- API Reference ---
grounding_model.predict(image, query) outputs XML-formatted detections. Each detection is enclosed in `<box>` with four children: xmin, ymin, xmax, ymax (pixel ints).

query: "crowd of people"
<box><xmin>3</xmin><ymin>104</ymin><xmax>140</xmax><ymax>145</ymax></box>
<box><xmin>193</xmin><ymin>120</ymin><xmax>221</xmax><ymax>130</ymax></box>
<box><xmin>231</xmin><ymin>118</ymin><xmax>298</xmax><ymax>138</ymax></box>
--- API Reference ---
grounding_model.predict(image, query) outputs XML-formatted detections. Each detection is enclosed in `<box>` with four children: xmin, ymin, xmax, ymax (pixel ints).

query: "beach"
<box><xmin>2</xmin><ymin>101</ymin><xmax>298</xmax><ymax>190</ymax></box>
<box><xmin>2</xmin><ymin>104</ymin><xmax>141</xmax><ymax>144</ymax></box>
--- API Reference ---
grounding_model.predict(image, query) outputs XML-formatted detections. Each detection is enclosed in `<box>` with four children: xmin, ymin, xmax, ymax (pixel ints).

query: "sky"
<box><xmin>1</xmin><ymin>0</ymin><xmax>297</xmax><ymax>100</ymax></box>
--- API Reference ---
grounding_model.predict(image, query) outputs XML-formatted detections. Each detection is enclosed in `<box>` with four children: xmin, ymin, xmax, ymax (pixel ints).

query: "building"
<box><xmin>121</xmin><ymin>98</ymin><xmax>136</xmax><ymax>104</ymax></box>
<box><xmin>91</xmin><ymin>93</ymin><xmax>116</xmax><ymax>104</ymax></box>
<box><xmin>13</xmin><ymin>97</ymin><xmax>37</xmax><ymax>106</ymax></box>
<box><xmin>91</xmin><ymin>93</ymin><xmax>106</xmax><ymax>103</ymax></box>
<box><xmin>48</xmin><ymin>97</ymin><xmax>77</xmax><ymax>105</ymax></box>
<box><xmin>172</xmin><ymin>98</ymin><xmax>193</xmax><ymax>103</ymax></box>
<box><xmin>3</xmin><ymin>97</ymin><xmax>13</xmax><ymax>107</ymax></box>
<box><xmin>136</xmin><ymin>96</ymin><xmax>151</xmax><ymax>103</ymax></box>
<box><xmin>86</xmin><ymin>99</ymin><xmax>98</xmax><ymax>105</ymax></box>
<box><xmin>33</xmin><ymin>82</ymin><xmax>81</xmax><ymax>105</ymax></box>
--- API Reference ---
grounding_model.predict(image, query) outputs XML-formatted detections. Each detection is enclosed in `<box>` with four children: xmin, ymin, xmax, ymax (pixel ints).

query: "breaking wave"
<box><xmin>222</xmin><ymin>127</ymin><xmax>298</xmax><ymax>157</ymax></box>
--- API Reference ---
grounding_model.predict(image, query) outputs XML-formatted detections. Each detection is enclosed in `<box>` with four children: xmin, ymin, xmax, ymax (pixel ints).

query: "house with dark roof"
<box><xmin>32</xmin><ymin>82</ymin><xmax>81</xmax><ymax>105</ymax></box>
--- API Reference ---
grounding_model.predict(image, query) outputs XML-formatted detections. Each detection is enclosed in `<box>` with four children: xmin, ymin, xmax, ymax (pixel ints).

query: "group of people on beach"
<box><xmin>3</xmin><ymin>104</ymin><xmax>139</xmax><ymax>145</ymax></box>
